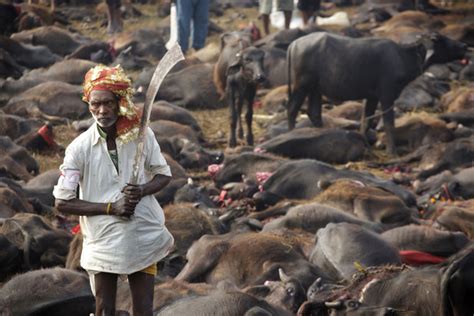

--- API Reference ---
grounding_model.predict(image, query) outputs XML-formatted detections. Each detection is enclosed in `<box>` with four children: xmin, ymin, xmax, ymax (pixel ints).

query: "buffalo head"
<box><xmin>245</xmin><ymin>268</ymin><xmax>306</xmax><ymax>314</ymax></box>
<box><xmin>178</xmin><ymin>139</ymin><xmax>224</xmax><ymax>170</ymax></box>
<box><xmin>422</xmin><ymin>33</ymin><xmax>468</xmax><ymax>69</ymax></box>
<box><xmin>227</xmin><ymin>46</ymin><xmax>266</xmax><ymax>84</ymax></box>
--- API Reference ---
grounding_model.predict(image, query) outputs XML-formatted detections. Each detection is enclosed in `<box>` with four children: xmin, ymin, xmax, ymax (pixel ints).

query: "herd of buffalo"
<box><xmin>1</xmin><ymin>0</ymin><xmax>474</xmax><ymax>315</ymax></box>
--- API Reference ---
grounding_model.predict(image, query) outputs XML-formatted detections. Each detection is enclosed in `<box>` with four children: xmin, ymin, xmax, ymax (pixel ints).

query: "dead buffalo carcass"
<box><xmin>432</xmin><ymin>203</ymin><xmax>474</xmax><ymax>239</ymax></box>
<box><xmin>0</xmin><ymin>213</ymin><xmax>72</xmax><ymax>269</ymax></box>
<box><xmin>261</xmin><ymin>202</ymin><xmax>383</xmax><ymax>235</ymax></box>
<box><xmin>256</xmin><ymin>128</ymin><xmax>369</xmax><ymax>164</ymax></box>
<box><xmin>309</xmin><ymin>223</ymin><xmax>401</xmax><ymax>282</ymax></box>
<box><xmin>253</xmin><ymin>159</ymin><xmax>416</xmax><ymax>210</ymax></box>
<box><xmin>176</xmin><ymin>231</ymin><xmax>330</xmax><ymax>289</ymax></box>
<box><xmin>315</xmin><ymin>180</ymin><xmax>415</xmax><ymax>226</ymax></box>
<box><xmin>10</xmin><ymin>26</ymin><xmax>82</xmax><ymax>56</ymax></box>
<box><xmin>301</xmin><ymin>244</ymin><xmax>474</xmax><ymax>316</ymax></box>
<box><xmin>0</xmin><ymin>35</ymin><xmax>60</xmax><ymax>69</ymax></box>
<box><xmin>157</xmin><ymin>291</ymin><xmax>292</xmax><ymax>316</ymax></box>
<box><xmin>0</xmin><ymin>267</ymin><xmax>95</xmax><ymax>315</ymax></box>
<box><xmin>381</xmin><ymin>224</ymin><xmax>469</xmax><ymax>257</ymax></box>
<box><xmin>0</xmin><ymin>112</ymin><xmax>42</xmax><ymax>141</ymax></box>
<box><xmin>0</xmin><ymin>235</ymin><xmax>22</xmax><ymax>281</ymax></box>
<box><xmin>0</xmin><ymin>135</ymin><xmax>39</xmax><ymax>177</ymax></box>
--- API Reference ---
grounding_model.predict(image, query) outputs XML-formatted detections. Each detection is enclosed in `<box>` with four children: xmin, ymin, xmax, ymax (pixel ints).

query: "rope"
<box><xmin>362</xmin><ymin>104</ymin><xmax>396</xmax><ymax>122</ymax></box>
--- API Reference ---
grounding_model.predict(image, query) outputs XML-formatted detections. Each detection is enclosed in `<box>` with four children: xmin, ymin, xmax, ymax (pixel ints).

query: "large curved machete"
<box><xmin>129</xmin><ymin>43</ymin><xmax>184</xmax><ymax>184</ymax></box>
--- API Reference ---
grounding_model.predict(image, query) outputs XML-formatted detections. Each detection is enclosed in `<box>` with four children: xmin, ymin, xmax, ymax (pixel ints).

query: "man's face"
<box><xmin>88</xmin><ymin>90</ymin><xmax>119</xmax><ymax>128</ymax></box>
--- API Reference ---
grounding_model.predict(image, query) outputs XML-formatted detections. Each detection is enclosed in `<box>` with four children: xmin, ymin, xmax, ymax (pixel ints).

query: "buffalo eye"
<box><xmin>286</xmin><ymin>287</ymin><xmax>295</xmax><ymax>297</ymax></box>
<box><xmin>347</xmin><ymin>300</ymin><xmax>359</xmax><ymax>308</ymax></box>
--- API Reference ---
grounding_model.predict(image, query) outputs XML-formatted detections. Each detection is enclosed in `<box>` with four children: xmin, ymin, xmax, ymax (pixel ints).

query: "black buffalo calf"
<box><xmin>225</xmin><ymin>46</ymin><xmax>266</xmax><ymax>147</ymax></box>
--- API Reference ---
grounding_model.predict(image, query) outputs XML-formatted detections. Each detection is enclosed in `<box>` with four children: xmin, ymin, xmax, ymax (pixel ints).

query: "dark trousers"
<box><xmin>176</xmin><ymin>0</ymin><xmax>209</xmax><ymax>53</ymax></box>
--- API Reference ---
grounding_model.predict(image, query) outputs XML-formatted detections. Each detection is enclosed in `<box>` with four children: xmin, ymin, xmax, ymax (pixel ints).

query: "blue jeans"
<box><xmin>176</xmin><ymin>0</ymin><xmax>209</xmax><ymax>53</ymax></box>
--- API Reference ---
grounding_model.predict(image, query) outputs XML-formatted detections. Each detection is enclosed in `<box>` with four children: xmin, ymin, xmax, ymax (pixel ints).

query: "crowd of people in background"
<box><xmin>101</xmin><ymin>0</ymin><xmax>322</xmax><ymax>52</ymax></box>
<box><xmin>172</xmin><ymin>0</ymin><xmax>322</xmax><ymax>53</ymax></box>
<box><xmin>174</xmin><ymin>0</ymin><xmax>322</xmax><ymax>53</ymax></box>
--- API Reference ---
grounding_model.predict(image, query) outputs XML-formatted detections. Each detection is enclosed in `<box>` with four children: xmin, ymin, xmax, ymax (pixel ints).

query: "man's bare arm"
<box><xmin>55</xmin><ymin>174</ymin><xmax>171</xmax><ymax>217</ymax></box>
<box><xmin>55</xmin><ymin>199</ymin><xmax>110</xmax><ymax>216</ymax></box>
<box><xmin>122</xmin><ymin>174</ymin><xmax>171</xmax><ymax>203</ymax></box>
<box><xmin>143</xmin><ymin>174</ymin><xmax>172</xmax><ymax>196</ymax></box>
<box><xmin>55</xmin><ymin>197</ymin><xmax>137</xmax><ymax>217</ymax></box>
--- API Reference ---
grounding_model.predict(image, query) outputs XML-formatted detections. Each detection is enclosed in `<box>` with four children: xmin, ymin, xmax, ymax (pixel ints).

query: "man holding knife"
<box><xmin>53</xmin><ymin>64</ymin><xmax>174</xmax><ymax>316</ymax></box>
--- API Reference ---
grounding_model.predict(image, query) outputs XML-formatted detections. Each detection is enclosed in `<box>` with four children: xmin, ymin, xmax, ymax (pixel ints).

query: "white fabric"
<box><xmin>166</xmin><ymin>3</ymin><xmax>178</xmax><ymax>50</ymax></box>
<box><xmin>316</xmin><ymin>12</ymin><xmax>350</xmax><ymax>27</ymax></box>
<box><xmin>271</xmin><ymin>0</ymin><xmax>303</xmax><ymax>29</ymax></box>
<box><xmin>53</xmin><ymin>124</ymin><xmax>174</xmax><ymax>275</ymax></box>
<box><xmin>55</xmin><ymin>169</ymin><xmax>80</xmax><ymax>200</ymax></box>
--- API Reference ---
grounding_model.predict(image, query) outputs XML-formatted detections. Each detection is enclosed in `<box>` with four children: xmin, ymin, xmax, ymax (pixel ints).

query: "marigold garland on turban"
<box><xmin>83</xmin><ymin>64</ymin><xmax>141</xmax><ymax>144</ymax></box>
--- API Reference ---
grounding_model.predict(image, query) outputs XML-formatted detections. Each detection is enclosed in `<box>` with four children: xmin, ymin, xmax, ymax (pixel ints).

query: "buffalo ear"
<box><xmin>226</xmin><ymin>56</ymin><xmax>241</xmax><ymax>76</ymax></box>
<box><xmin>418</xmin><ymin>33</ymin><xmax>434</xmax><ymax>50</ymax></box>
<box><xmin>220</xmin><ymin>32</ymin><xmax>235</xmax><ymax>50</ymax></box>
<box><xmin>226</xmin><ymin>65</ymin><xmax>240</xmax><ymax>76</ymax></box>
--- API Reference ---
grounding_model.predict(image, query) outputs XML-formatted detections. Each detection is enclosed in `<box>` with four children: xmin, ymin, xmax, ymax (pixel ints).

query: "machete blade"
<box><xmin>130</xmin><ymin>43</ymin><xmax>184</xmax><ymax>185</ymax></box>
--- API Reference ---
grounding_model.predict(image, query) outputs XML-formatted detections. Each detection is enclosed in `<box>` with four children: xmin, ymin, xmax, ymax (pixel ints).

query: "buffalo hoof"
<box><xmin>238</xmin><ymin>128</ymin><xmax>244</xmax><ymax>140</ymax></box>
<box><xmin>365</xmin><ymin>129</ymin><xmax>377</xmax><ymax>145</ymax></box>
<box><xmin>229</xmin><ymin>138</ymin><xmax>237</xmax><ymax>148</ymax></box>
<box><xmin>246</xmin><ymin>134</ymin><xmax>254</xmax><ymax>146</ymax></box>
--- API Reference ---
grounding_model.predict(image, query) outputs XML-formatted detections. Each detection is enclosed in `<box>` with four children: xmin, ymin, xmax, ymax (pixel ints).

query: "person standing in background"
<box><xmin>105</xmin><ymin>0</ymin><xmax>123</xmax><ymax>34</ymax></box>
<box><xmin>176</xmin><ymin>0</ymin><xmax>210</xmax><ymax>54</ymax></box>
<box><xmin>259</xmin><ymin>0</ymin><xmax>293</xmax><ymax>35</ymax></box>
<box><xmin>297</xmin><ymin>0</ymin><xmax>321</xmax><ymax>26</ymax></box>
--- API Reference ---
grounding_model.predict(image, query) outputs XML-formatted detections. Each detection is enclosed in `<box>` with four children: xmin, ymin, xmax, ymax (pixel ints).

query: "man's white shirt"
<box><xmin>53</xmin><ymin>124</ymin><xmax>174</xmax><ymax>274</ymax></box>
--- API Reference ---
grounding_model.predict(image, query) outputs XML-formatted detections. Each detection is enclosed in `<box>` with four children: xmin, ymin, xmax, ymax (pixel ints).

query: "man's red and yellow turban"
<box><xmin>83</xmin><ymin>65</ymin><xmax>141</xmax><ymax>143</ymax></box>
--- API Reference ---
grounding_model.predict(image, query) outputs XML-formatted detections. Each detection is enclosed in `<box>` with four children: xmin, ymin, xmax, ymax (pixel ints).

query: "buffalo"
<box><xmin>286</xmin><ymin>32</ymin><xmax>467</xmax><ymax>154</ymax></box>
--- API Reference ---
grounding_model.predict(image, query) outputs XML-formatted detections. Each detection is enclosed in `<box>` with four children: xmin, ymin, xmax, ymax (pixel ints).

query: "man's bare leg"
<box><xmin>301</xmin><ymin>10</ymin><xmax>314</xmax><ymax>25</ymax></box>
<box><xmin>283</xmin><ymin>10</ymin><xmax>292</xmax><ymax>29</ymax></box>
<box><xmin>261</xmin><ymin>14</ymin><xmax>270</xmax><ymax>35</ymax></box>
<box><xmin>95</xmin><ymin>272</ymin><xmax>118</xmax><ymax>316</ymax></box>
<box><xmin>128</xmin><ymin>271</ymin><xmax>155</xmax><ymax>316</ymax></box>
<box><xmin>106</xmin><ymin>0</ymin><xmax>123</xmax><ymax>34</ymax></box>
